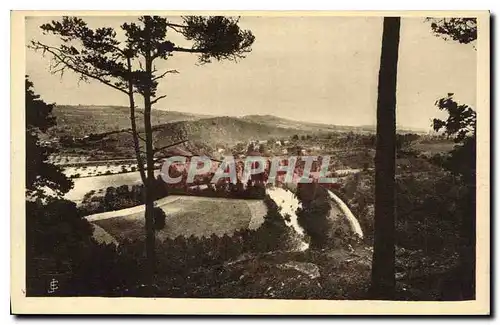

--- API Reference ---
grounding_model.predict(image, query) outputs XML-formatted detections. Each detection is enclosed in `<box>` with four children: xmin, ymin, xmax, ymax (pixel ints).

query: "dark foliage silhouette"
<box><xmin>427</xmin><ymin>18</ymin><xmax>477</xmax><ymax>45</ymax></box>
<box><xmin>428</xmin><ymin>17</ymin><xmax>477</xmax><ymax>300</ymax></box>
<box><xmin>25</xmin><ymin>77</ymin><xmax>73</xmax><ymax>197</ymax></box>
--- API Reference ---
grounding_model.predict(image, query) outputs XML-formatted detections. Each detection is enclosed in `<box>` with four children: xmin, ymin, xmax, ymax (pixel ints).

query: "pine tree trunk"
<box><xmin>127</xmin><ymin>57</ymin><xmax>147</xmax><ymax>185</ymax></box>
<box><xmin>371</xmin><ymin>17</ymin><xmax>400</xmax><ymax>300</ymax></box>
<box><xmin>142</xmin><ymin>47</ymin><xmax>156</xmax><ymax>291</ymax></box>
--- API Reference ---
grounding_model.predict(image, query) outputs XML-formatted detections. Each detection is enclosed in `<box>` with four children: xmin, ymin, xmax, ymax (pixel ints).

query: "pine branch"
<box><xmin>172</xmin><ymin>47</ymin><xmax>206</xmax><ymax>54</ymax></box>
<box><xmin>166</xmin><ymin>23</ymin><xmax>188</xmax><ymax>29</ymax></box>
<box><xmin>153</xmin><ymin>154</ymin><xmax>191</xmax><ymax>163</ymax></box>
<box><xmin>166</xmin><ymin>23</ymin><xmax>188</xmax><ymax>33</ymax></box>
<box><xmin>30</xmin><ymin>41</ymin><xmax>129</xmax><ymax>95</ymax></box>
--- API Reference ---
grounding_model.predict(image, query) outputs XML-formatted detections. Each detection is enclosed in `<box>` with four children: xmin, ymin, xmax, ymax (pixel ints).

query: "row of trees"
<box><xmin>79</xmin><ymin>178</ymin><xmax>267</xmax><ymax>216</ymax></box>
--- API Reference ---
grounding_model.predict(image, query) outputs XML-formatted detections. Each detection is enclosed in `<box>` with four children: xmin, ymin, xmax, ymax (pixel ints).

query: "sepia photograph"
<box><xmin>10</xmin><ymin>10</ymin><xmax>490</xmax><ymax>315</ymax></box>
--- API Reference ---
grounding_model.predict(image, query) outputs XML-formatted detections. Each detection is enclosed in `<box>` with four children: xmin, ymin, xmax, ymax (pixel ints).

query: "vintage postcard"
<box><xmin>11</xmin><ymin>10</ymin><xmax>490</xmax><ymax>315</ymax></box>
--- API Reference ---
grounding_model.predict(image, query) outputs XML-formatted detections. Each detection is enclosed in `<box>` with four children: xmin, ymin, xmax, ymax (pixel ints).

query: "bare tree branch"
<box><xmin>153</xmin><ymin>139</ymin><xmax>189</xmax><ymax>154</ymax></box>
<box><xmin>153</xmin><ymin>69</ymin><xmax>179</xmax><ymax>81</ymax></box>
<box><xmin>166</xmin><ymin>22</ymin><xmax>188</xmax><ymax>29</ymax></box>
<box><xmin>153</xmin><ymin>154</ymin><xmax>191</xmax><ymax>163</ymax></box>
<box><xmin>123</xmin><ymin>129</ymin><xmax>147</xmax><ymax>142</ymax></box>
<box><xmin>166</xmin><ymin>23</ymin><xmax>188</xmax><ymax>34</ymax></box>
<box><xmin>150</xmin><ymin>95</ymin><xmax>167</xmax><ymax>105</ymax></box>
<box><xmin>30</xmin><ymin>41</ymin><xmax>129</xmax><ymax>95</ymax></box>
<box><xmin>172</xmin><ymin>47</ymin><xmax>206</xmax><ymax>54</ymax></box>
<box><xmin>154</xmin><ymin>154</ymin><xmax>222</xmax><ymax>163</ymax></box>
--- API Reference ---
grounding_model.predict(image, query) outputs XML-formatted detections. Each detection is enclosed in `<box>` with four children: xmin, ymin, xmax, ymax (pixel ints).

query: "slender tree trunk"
<box><xmin>371</xmin><ymin>17</ymin><xmax>400</xmax><ymax>300</ymax></box>
<box><xmin>127</xmin><ymin>57</ymin><xmax>147</xmax><ymax>185</ymax></box>
<box><xmin>142</xmin><ymin>40</ymin><xmax>156</xmax><ymax>290</ymax></box>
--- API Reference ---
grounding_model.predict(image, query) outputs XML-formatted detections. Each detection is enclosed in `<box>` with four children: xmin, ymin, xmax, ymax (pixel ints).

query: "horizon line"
<box><xmin>54</xmin><ymin>103</ymin><xmax>433</xmax><ymax>133</ymax></box>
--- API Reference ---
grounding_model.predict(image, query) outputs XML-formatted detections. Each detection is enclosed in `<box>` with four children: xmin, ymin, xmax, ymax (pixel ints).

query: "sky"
<box><xmin>25</xmin><ymin>15</ymin><xmax>477</xmax><ymax>131</ymax></box>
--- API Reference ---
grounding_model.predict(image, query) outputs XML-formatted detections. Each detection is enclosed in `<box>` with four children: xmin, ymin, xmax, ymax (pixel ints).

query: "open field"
<box><xmin>88</xmin><ymin>196</ymin><xmax>268</xmax><ymax>243</ymax></box>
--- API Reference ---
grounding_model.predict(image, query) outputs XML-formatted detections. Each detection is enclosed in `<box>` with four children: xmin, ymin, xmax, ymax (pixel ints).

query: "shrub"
<box><xmin>82</xmin><ymin>190</ymin><xmax>96</xmax><ymax>203</ymax></box>
<box><xmin>394</xmin><ymin>173</ymin><xmax>463</xmax><ymax>252</ymax></box>
<box><xmin>26</xmin><ymin>197</ymin><xmax>101</xmax><ymax>296</ymax></box>
<box><xmin>296</xmin><ymin>183</ymin><xmax>333</xmax><ymax>249</ymax></box>
<box><xmin>153</xmin><ymin>207</ymin><xmax>167</xmax><ymax>230</ymax></box>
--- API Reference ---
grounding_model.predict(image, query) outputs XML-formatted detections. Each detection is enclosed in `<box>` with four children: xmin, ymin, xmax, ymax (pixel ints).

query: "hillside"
<box><xmin>151</xmin><ymin>116</ymin><xmax>310</xmax><ymax>147</ymax></box>
<box><xmin>52</xmin><ymin>105</ymin><xmax>375</xmax><ymax>138</ymax></box>
<box><xmin>53</xmin><ymin>105</ymin><xmax>431</xmax><ymax>159</ymax></box>
<box><xmin>241</xmin><ymin>115</ymin><xmax>428</xmax><ymax>134</ymax></box>
<box><xmin>241</xmin><ymin>115</ymin><xmax>376</xmax><ymax>133</ymax></box>
<box><xmin>51</xmin><ymin>105</ymin><xmax>209</xmax><ymax>137</ymax></box>
<box><xmin>72</xmin><ymin>116</ymin><xmax>311</xmax><ymax>158</ymax></box>
<box><xmin>52</xmin><ymin>105</ymin><xmax>427</xmax><ymax>140</ymax></box>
